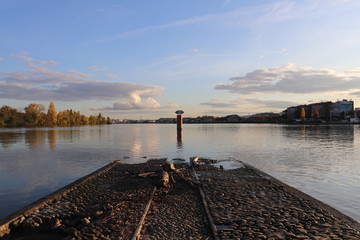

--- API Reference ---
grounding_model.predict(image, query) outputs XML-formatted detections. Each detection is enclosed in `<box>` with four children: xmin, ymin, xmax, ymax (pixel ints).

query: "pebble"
<box><xmin>95</xmin><ymin>210</ymin><xmax>103</xmax><ymax>216</ymax></box>
<box><xmin>50</xmin><ymin>218</ymin><xmax>62</xmax><ymax>229</ymax></box>
<box><xmin>3</xmin><ymin>161</ymin><xmax>360</xmax><ymax>240</ymax></box>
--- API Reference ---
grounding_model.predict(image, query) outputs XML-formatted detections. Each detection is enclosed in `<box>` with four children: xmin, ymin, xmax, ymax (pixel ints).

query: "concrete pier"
<box><xmin>0</xmin><ymin>159</ymin><xmax>359</xmax><ymax>239</ymax></box>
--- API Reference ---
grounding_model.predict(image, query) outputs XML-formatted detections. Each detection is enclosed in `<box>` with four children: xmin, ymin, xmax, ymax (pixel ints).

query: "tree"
<box><xmin>80</xmin><ymin>115</ymin><xmax>89</xmax><ymax>125</ymax></box>
<box><xmin>300</xmin><ymin>107</ymin><xmax>306</xmax><ymax>120</ymax></box>
<box><xmin>97</xmin><ymin>113</ymin><xmax>106</xmax><ymax>124</ymax></box>
<box><xmin>106</xmin><ymin>117</ymin><xmax>112</xmax><ymax>124</ymax></box>
<box><xmin>47</xmin><ymin>102</ymin><xmax>57</xmax><ymax>126</ymax></box>
<box><xmin>89</xmin><ymin>115</ymin><xmax>98</xmax><ymax>125</ymax></box>
<box><xmin>0</xmin><ymin>105</ymin><xmax>24</xmax><ymax>127</ymax></box>
<box><xmin>1</xmin><ymin>102</ymin><xmax>111</xmax><ymax>128</ymax></box>
<box><xmin>24</xmin><ymin>104</ymin><xmax>46</xmax><ymax>126</ymax></box>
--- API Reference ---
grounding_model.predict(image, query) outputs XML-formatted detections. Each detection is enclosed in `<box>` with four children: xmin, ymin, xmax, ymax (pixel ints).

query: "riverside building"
<box><xmin>283</xmin><ymin>99</ymin><xmax>355</xmax><ymax>122</ymax></box>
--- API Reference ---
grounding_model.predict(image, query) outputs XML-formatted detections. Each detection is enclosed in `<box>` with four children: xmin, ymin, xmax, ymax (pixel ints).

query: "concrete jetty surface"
<box><xmin>0</xmin><ymin>159</ymin><xmax>359</xmax><ymax>239</ymax></box>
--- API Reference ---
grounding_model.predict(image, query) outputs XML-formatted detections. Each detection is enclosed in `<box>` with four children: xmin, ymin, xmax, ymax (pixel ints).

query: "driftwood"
<box><xmin>161</xmin><ymin>171</ymin><xmax>170</xmax><ymax>188</ymax></box>
<box><xmin>190</xmin><ymin>156</ymin><xmax>200</xmax><ymax>166</ymax></box>
<box><xmin>137</xmin><ymin>172</ymin><xmax>155</xmax><ymax>177</ymax></box>
<box><xmin>133</xmin><ymin>161</ymin><xmax>200</xmax><ymax>188</ymax></box>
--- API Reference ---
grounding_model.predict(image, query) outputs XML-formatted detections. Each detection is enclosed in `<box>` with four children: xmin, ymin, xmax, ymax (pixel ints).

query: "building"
<box><xmin>331</xmin><ymin>99</ymin><xmax>354</xmax><ymax>120</ymax></box>
<box><xmin>283</xmin><ymin>99</ymin><xmax>354</xmax><ymax>122</ymax></box>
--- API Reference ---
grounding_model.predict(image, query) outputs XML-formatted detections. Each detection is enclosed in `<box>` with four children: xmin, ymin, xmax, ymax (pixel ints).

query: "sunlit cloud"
<box><xmin>241</xmin><ymin>98</ymin><xmax>299</xmax><ymax>109</ymax></box>
<box><xmin>10</xmin><ymin>52</ymin><xmax>58</xmax><ymax>65</ymax></box>
<box><xmin>200</xmin><ymin>99</ymin><xmax>241</xmax><ymax>108</ymax></box>
<box><xmin>0</xmin><ymin>57</ymin><xmax>4</xmax><ymax>61</ymax></box>
<box><xmin>200</xmin><ymin>97</ymin><xmax>298</xmax><ymax>110</ymax></box>
<box><xmin>1</xmin><ymin>54</ymin><xmax>177</xmax><ymax>111</ymax></box>
<box><xmin>93</xmin><ymin>98</ymin><xmax>178</xmax><ymax>111</ymax></box>
<box><xmin>67</xmin><ymin>69</ymin><xmax>93</xmax><ymax>78</ymax></box>
<box><xmin>215</xmin><ymin>64</ymin><xmax>360</xmax><ymax>94</ymax></box>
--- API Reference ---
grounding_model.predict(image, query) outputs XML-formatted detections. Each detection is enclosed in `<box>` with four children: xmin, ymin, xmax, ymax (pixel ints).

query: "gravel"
<box><xmin>196</xmin><ymin>164</ymin><xmax>360</xmax><ymax>240</ymax></box>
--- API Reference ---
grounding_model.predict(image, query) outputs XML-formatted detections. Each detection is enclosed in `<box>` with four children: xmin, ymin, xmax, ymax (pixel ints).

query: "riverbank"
<box><xmin>1</xmin><ymin>159</ymin><xmax>359</xmax><ymax>239</ymax></box>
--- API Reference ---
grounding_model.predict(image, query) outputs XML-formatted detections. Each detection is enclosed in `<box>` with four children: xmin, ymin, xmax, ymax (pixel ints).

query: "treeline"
<box><xmin>0</xmin><ymin>102</ymin><xmax>112</xmax><ymax>128</ymax></box>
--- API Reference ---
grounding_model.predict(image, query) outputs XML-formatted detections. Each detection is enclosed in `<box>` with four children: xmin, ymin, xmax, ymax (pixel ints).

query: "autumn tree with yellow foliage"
<box><xmin>0</xmin><ymin>102</ymin><xmax>111</xmax><ymax>128</ymax></box>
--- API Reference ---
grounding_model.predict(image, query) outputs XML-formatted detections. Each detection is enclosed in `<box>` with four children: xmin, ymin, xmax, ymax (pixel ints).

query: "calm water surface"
<box><xmin>0</xmin><ymin>124</ymin><xmax>359</xmax><ymax>221</ymax></box>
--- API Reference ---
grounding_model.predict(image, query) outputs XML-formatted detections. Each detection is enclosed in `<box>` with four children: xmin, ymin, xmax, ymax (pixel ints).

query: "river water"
<box><xmin>0</xmin><ymin>124</ymin><xmax>359</xmax><ymax>221</ymax></box>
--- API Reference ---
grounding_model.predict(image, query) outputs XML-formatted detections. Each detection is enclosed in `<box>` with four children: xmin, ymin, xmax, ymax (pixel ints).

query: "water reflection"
<box><xmin>48</xmin><ymin>129</ymin><xmax>57</xmax><ymax>150</ymax></box>
<box><xmin>57</xmin><ymin>128</ymin><xmax>81</xmax><ymax>143</ymax></box>
<box><xmin>25</xmin><ymin>130</ymin><xmax>47</xmax><ymax>149</ymax></box>
<box><xmin>282</xmin><ymin>125</ymin><xmax>355</xmax><ymax>143</ymax></box>
<box><xmin>0</xmin><ymin>131</ymin><xmax>23</xmax><ymax>148</ymax></box>
<box><xmin>177</xmin><ymin>129</ymin><xmax>183</xmax><ymax>149</ymax></box>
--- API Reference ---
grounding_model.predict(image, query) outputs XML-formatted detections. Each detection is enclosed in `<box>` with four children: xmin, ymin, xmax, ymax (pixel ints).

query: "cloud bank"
<box><xmin>94</xmin><ymin>98</ymin><xmax>178</xmax><ymax>111</ymax></box>
<box><xmin>215</xmin><ymin>64</ymin><xmax>360</xmax><ymax>94</ymax></box>
<box><xmin>200</xmin><ymin>98</ymin><xmax>298</xmax><ymax>110</ymax></box>
<box><xmin>1</xmin><ymin>54</ymin><xmax>177</xmax><ymax>111</ymax></box>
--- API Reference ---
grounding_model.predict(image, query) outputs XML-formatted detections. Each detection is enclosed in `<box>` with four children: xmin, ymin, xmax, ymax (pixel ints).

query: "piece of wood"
<box><xmin>162</xmin><ymin>162</ymin><xmax>176</xmax><ymax>172</ymax></box>
<box><xmin>137</xmin><ymin>172</ymin><xmax>155</xmax><ymax>177</ymax></box>
<box><xmin>190</xmin><ymin>156</ymin><xmax>200</xmax><ymax>166</ymax></box>
<box><xmin>161</xmin><ymin>171</ymin><xmax>170</xmax><ymax>188</ymax></box>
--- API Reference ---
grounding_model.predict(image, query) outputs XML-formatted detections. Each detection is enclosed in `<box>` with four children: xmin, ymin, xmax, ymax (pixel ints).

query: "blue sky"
<box><xmin>2</xmin><ymin>0</ymin><xmax>360</xmax><ymax>119</ymax></box>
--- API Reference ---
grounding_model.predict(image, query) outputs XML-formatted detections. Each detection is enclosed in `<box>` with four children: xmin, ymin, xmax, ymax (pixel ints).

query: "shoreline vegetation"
<box><xmin>1</xmin><ymin>102</ymin><xmax>358</xmax><ymax>128</ymax></box>
<box><xmin>0</xmin><ymin>102</ymin><xmax>112</xmax><ymax>128</ymax></box>
<box><xmin>114</xmin><ymin>114</ymin><xmax>359</xmax><ymax>125</ymax></box>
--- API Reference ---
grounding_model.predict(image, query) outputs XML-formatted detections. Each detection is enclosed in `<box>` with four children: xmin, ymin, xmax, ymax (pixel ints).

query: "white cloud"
<box><xmin>98</xmin><ymin>0</ymin><xmax>356</xmax><ymax>41</ymax></box>
<box><xmin>191</xmin><ymin>48</ymin><xmax>200</xmax><ymax>53</ymax></box>
<box><xmin>98</xmin><ymin>1</ymin><xmax>289</xmax><ymax>41</ymax></box>
<box><xmin>344</xmin><ymin>67</ymin><xmax>360</xmax><ymax>74</ymax></box>
<box><xmin>94</xmin><ymin>97</ymin><xmax>178</xmax><ymax>111</ymax></box>
<box><xmin>10</xmin><ymin>52</ymin><xmax>58</xmax><ymax>65</ymax></box>
<box><xmin>215</xmin><ymin>64</ymin><xmax>360</xmax><ymax>94</ymax></box>
<box><xmin>67</xmin><ymin>69</ymin><xmax>93</xmax><ymax>78</ymax></box>
<box><xmin>0</xmin><ymin>55</ymin><xmax>177</xmax><ymax>111</ymax></box>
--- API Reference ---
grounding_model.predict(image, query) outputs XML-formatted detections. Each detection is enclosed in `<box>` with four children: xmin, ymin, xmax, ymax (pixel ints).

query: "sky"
<box><xmin>2</xmin><ymin>0</ymin><xmax>360</xmax><ymax>119</ymax></box>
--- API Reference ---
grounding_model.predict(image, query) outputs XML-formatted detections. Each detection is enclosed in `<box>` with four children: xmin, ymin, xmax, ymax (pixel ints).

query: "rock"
<box><xmin>294</xmin><ymin>227</ymin><xmax>308</xmax><ymax>235</ymax></box>
<box><xmin>10</xmin><ymin>216</ymin><xmax>25</xmax><ymax>228</ymax></box>
<box><xmin>50</xmin><ymin>218</ymin><xmax>62</xmax><ymax>229</ymax></box>
<box><xmin>81</xmin><ymin>217</ymin><xmax>91</xmax><ymax>225</ymax></box>
<box><xmin>95</xmin><ymin>210</ymin><xmax>104</xmax><ymax>216</ymax></box>
<box><xmin>272</xmin><ymin>231</ymin><xmax>286</xmax><ymax>239</ymax></box>
<box><xmin>32</xmin><ymin>216</ymin><xmax>43</xmax><ymax>225</ymax></box>
<box><xmin>23</xmin><ymin>218</ymin><xmax>39</xmax><ymax>228</ymax></box>
<box><xmin>65</xmin><ymin>227</ymin><xmax>79</xmax><ymax>237</ymax></box>
<box><xmin>319</xmin><ymin>223</ymin><xmax>332</xmax><ymax>228</ymax></box>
